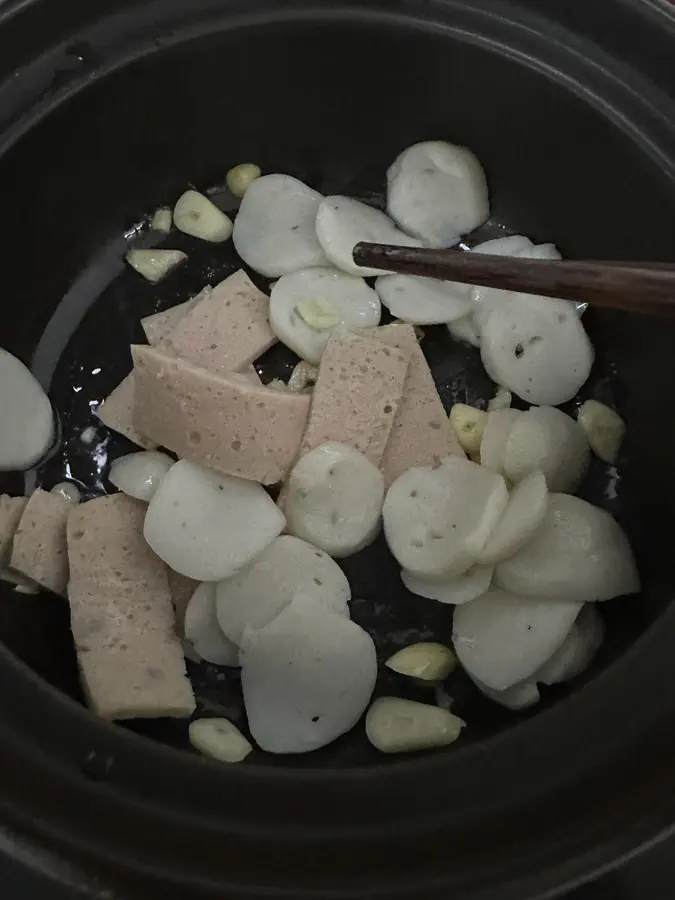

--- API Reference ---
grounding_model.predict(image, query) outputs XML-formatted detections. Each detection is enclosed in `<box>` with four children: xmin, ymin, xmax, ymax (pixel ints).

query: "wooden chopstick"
<box><xmin>352</xmin><ymin>242</ymin><xmax>675</xmax><ymax>318</ymax></box>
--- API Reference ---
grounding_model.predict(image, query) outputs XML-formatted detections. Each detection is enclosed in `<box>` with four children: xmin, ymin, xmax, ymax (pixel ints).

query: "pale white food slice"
<box><xmin>452</xmin><ymin>586</ymin><xmax>582</xmax><ymax>691</ymax></box>
<box><xmin>0</xmin><ymin>348</ymin><xmax>53</xmax><ymax>471</ymax></box>
<box><xmin>109</xmin><ymin>451</ymin><xmax>174</xmax><ymax>502</ymax></box>
<box><xmin>126</xmin><ymin>249</ymin><xmax>187</xmax><ymax>283</ymax></box>
<box><xmin>480</xmin><ymin>294</ymin><xmax>594</xmax><ymax>405</ymax></box>
<box><xmin>383</xmin><ymin>456</ymin><xmax>508</xmax><ymax>580</ymax></box>
<box><xmin>495</xmin><ymin>494</ymin><xmax>640</xmax><ymax>602</ymax></box>
<box><xmin>184</xmin><ymin>583</ymin><xmax>239</xmax><ymax>666</ymax></box>
<box><xmin>385</xmin><ymin>643</ymin><xmax>457</xmax><ymax>682</ymax></box>
<box><xmin>241</xmin><ymin>596</ymin><xmax>377</xmax><ymax>753</ymax></box>
<box><xmin>285</xmin><ymin>442</ymin><xmax>384</xmax><ymax>558</ymax></box>
<box><xmin>151</xmin><ymin>207</ymin><xmax>172</xmax><ymax>233</ymax></box>
<box><xmin>520</xmin><ymin>242</ymin><xmax>562</xmax><ymax>261</ymax></box>
<box><xmin>503</xmin><ymin>406</ymin><xmax>590</xmax><ymax>493</ymax></box>
<box><xmin>472</xmin><ymin>235</ymin><xmax>534</xmax><ymax>256</ymax></box>
<box><xmin>475</xmin><ymin>678</ymin><xmax>541</xmax><ymax>710</ymax></box>
<box><xmin>233</xmin><ymin>174</ymin><xmax>328</xmax><ymax>277</ymax></box>
<box><xmin>480</xmin><ymin>408</ymin><xmax>523</xmax><ymax>473</ymax></box>
<box><xmin>386</xmin><ymin>141</ymin><xmax>489</xmax><ymax>247</ymax></box>
<box><xmin>366</xmin><ymin>697</ymin><xmax>465</xmax><ymax>753</ymax></box>
<box><xmin>374</xmin><ymin>274</ymin><xmax>471</xmax><ymax>325</ymax></box>
<box><xmin>50</xmin><ymin>482</ymin><xmax>81</xmax><ymax>504</ymax></box>
<box><xmin>215</xmin><ymin>534</ymin><xmax>350</xmax><ymax>645</ymax></box>
<box><xmin>449</xmin><ymin>404</ymin><xmax>488</xmax><ymax>456</ymax></box>
<box><xmin>402</xmin><ymin>564</ymin><xmax>493</xmax><ymax>605</ymax></box>
<box><xmin>174</xmin><ymin>190</ymin><xmax>233</xmax><ymax>242</ymax></box>
<box><xmin>447</xmin><ymin>314</ymin><xmax>481</xmax><ymax>347</ymax></box>
<box><xmin>189</xmin><ymin>718</ymin><xmax>252</xmax><ymax>763</ymax></box>
<box><xmin>315</xmin><ymin>195</ymin><xmax>422</xmax><ymax>277</ymax></box>
<box><xmin>487</xmin><ymin>386</ymin><xmax>512</xmax><ymax>412</ymax></box>
<box><xmin>269</xmin><ymin>267</ymin><xmax>381</xmax><ymax>363</ymax></box>
<box><xmin>144</xmin><ymin>459</ymin><xmax>285</xmax><ymax>581</ymax></box>
<box><xmin>536</xmin><ymin>605</ymin><xmax>604</xmax><ymax>685</ymax></box>
<box><xmin>226</xmin><ymin>163</ymin><xmax>262</xmax><ymax>199</ymax></box>
<box><xmin>479</xmin><ymin>471</ymin><xmax>548</xmax><ymax>565</ymax></box>
<box><xmin>577</xmin><ymin>400</ymin><xmax>625</xmax><ymax>464</ymax></box>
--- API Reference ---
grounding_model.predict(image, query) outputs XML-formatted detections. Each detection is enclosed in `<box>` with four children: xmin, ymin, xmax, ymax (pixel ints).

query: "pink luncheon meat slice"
<box><xmin>10</xmin><ymin>489</ymin><xmax>71</xmax><ymax>595</ymax></box>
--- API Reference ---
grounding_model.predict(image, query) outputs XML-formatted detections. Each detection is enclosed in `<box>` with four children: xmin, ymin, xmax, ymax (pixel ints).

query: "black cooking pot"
<box><xmin>2</xmin><ymin>0</ymin><xmax>675</xmax><ymax>897</ymax></box>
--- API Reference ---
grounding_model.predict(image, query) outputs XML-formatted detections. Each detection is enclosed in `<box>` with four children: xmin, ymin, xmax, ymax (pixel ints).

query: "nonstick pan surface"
<box><xmin>1</xmin><ymin>1</ymin><xmax>675</xmax><ymax>898</ymax></box>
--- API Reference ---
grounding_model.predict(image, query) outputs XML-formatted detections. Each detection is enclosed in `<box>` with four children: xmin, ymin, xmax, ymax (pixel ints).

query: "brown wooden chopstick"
<box><xmin>352</xmin><ymin>242</ymin><xmax>675</xmax><ymax>318</ymax></box>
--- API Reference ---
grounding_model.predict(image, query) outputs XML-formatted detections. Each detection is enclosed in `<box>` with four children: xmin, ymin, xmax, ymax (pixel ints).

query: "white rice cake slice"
<box><xmin>369</xmin><ymin>324</ymin><xmax>464</xmax><ymax>485</ymax></box>
<box><xmin>67</xmin><ymin>494</ymin><xmax>194</xmax><ymax>719</ymax></box>
<box><xmin>10</xmin><ymin>489</ymin><xmax>70</xmax><ymax>595</ymax></box>
<box><xmin>0</xmin><ymin>495</ymin><xmax>28</xmax><ymax>561</ymax></box>
<box><xmin>132</xmin><ymin>345</ymin><xmax>310</xmax><ymax>484</ymax></box>
<box><xmin>162</xmin><ymin>270</ymin><xmax>276</xmax><ymax>374</ymax></box>
<box><xmin>299</xmin><ymin>328</ymin><xmax>411</xmax><ymax>466</ymax></box>
<box><xmin>96</xmin><ymin>374</ymin><xmax>157</xmax><ymax>449</ymax></box>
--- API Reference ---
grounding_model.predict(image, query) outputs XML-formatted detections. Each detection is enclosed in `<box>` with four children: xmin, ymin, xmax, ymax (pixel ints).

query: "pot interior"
<box><xmin>0</xmin><ymin>6</ymin><xmax>673</xmax><ymax>769</ymax></box>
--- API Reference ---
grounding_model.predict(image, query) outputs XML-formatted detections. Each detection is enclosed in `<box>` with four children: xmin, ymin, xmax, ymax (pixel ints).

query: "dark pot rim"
<box><xmin>1</xmin><ymin>1</ymin><xmax>675</xmax><ymax>898</ymax></box>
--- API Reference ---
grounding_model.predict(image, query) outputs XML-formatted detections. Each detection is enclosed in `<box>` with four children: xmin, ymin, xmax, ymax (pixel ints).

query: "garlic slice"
<box><xmin>577</xmin><ymin>400</ymin><xmax>625</xmax><ymax>464</ymax></box>
<box><xmin>226</xmin><ymin>163</ymin><xmax>262</xmax><ymax>198</ymax></box>
<box><xmin>295</xmin><ymin>297</ymin><xmax>342</xmax><ymax>331</ymax></box>
<box><xmin>151</xmin><ymin>207</ymin><xmax>172</xmax><ymax>233</ymax></box>
<box><xmin>126</xmin><ymin>249</ymin><xmax>187</xmax><ymax>283</ymax></box>
<box><xmin>449</xmin><ymin>404</ymin><xmax>488</xmax><ymax>455</ymax></box>
<box><xmin>488</xmin><ymin>387</ymin><xmax>512</xmax><ymax>412</ymax></box>
<box><xmin>366</xmin><ymin>697</ymin><xmax>464</xmax><ymax>753</ymax></box>
<box><xmin>50</xmin><ymin>482</ymin><xmax>81</xmax><ymax>504</ymax></box>
<box><xmin>385</xmin><ymin>643</ymin><xmax>457</xmax><ymax>682</ymax></box>
<box><xmin>173</xmin><ymin>190</ymin><xmax>233</xmax><ymax>242</ymax></box>
<box><xmin>189</xmin><ymin>718</ymin><xmax>253</xmax><ymax>763</ymax></box>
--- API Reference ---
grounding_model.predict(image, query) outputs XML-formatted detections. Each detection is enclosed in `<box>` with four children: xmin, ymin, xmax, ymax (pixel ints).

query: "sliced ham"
<box><xmin>162</xmin><ymin>270</ymin><xmax>276</xmax><ymax>374</ymax></box>
<box><xmin>10</xmin><ymin>489</ymin><xmax>70</xmax><ymax>595</ymax></box>
<box><xmin>96</xmin><ymin>374</ymin><xmax>156</xmax><ymax>449</ymax></box>
<box><xmin>67</xmin><ymin>494</ymin><xmax>194</xmax><ymax>719</ymax></box>
<box><xmin>369</xmin><ymin>324</ymin><xmax>464</xmax><ymax>485</ymax></box>
<box><xmin>0</xmin><ymin>495</ymin><xmax>28</xmax><ymax>561</ymax></box>
<box><xmin>299</xmin><ymin>328</ymin><xmax>411</xmax><ymax>466</ymax></box>
<box><xmin>140</xmin><ymin>289</ymin><xmax>208</xmax><ymax>345</ymax></box>
<box><xmin>131</xmin><ymin>344</ymin><xmax>310</xmax><ymax>484</ymax></box>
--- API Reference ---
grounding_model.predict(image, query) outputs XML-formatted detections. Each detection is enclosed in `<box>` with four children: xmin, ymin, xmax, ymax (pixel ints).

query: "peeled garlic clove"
<box><xmin>387</xmin><ymin>141</ymin><xmax>489</xmax><ymax>247</ymax></box>
<box><xmin>577</xmin><ymin>400</ymin><xmax>625</xmax><ymax>464</ymax></box>
<box><xmin>109</xmin><ymin>450</ymin><xmax>174</xmax><ymax>502</ymax></box>
<box><xmin>189</xmin><ymin>717</ymin><xmax>252</xmax><ymax>763</ymax></box>
<box><xmin>478</xmin><ymin>470</ymin><xmax>548</xmax><ymax>565</ymax></box>
<box><xmin>402</xmin><ymin>564</ymin><xmax>493</xmax><ymax>605</ymax></box>
<box><xmin>535</xmin><ymin>605</ymin><xmax>604</xmax><ymax>685</ymax></box>
<box><xmin>385</xmin><ymin>643</ymin><xmax>457</xmax><ymax>681</ymax></box>
<box><xmin>285</xmin><ymin>442</ymin><xmax>384</xmax><ymax>558</ymax></box>
<box><xmin>480</xmin><ymin>408</ymin><xmax>523</xmax><ymax>474</ymax></box>
<box><xmin>287</xmin><ymin>361</ymin><xmax>318</xmax><ymax>393</ymax></box>
<box><xmin>487</xmin><ymin>387</ymin><xmax>512</xmax><ymax>411</ymax></box>
<box><xmin>151</xmin><ymin>207</ymin><xmax>172</xmax><ymax>233</ymax></box>
<box><xmin>50</xmin><ymin>482</ymin><xmax>81</xmax><ymax>504</ymax></box>
<box><xmin>495</xmin><ymin>493</ymin><xmax>639</xmax><ymax>603</ymax></box>
<box><xmin>126</xmin><ymin>249</ymin><xmax>187</xmax><ymax>283</ymax></box>
<box><xmin>449</xmin><ymin>403</ymin><xmax>488</xmax><ymax>455</ymax></box>
<box><xmin>173</xmin><ymin>190</ymin><xmax>233</xmax><ymax>242</ymax></box>
<box><xmin>315</xmin><ymin>195</ymin><xmax>422</xmax><ymax>277</ymax></box>
<box><xmin>226</xmin><ymin>163</ymin><xmax>262</xmax><ymax>198</ymax></box>
<box><xmin>366</xmin><ymin>697</ymin><xmax>464</xmax><ymax>753</ymax></box>
<box><xmin>375</xmin><ymin>274</ymin><xmax>471</xmax><ymax>325</ymax></box>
